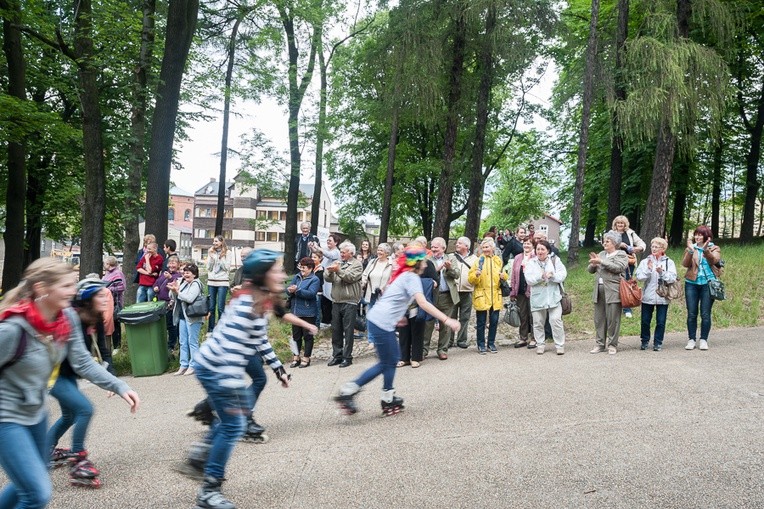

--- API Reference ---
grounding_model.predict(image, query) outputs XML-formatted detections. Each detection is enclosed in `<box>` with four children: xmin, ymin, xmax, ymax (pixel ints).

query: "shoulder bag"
<box><xmin>185</xmin><ymin>280</ymin><xmax>210</xmax><ymax>318</ymax></box>
<box><xmin>551</xmin><ymin>257</ymin><xmax>572</xmax><ymax>315</ymax></box>
<box><xmin>502</xmin><ymin>301</ymin><xmax>521</xmax><ymax>327</ymax></box>
<box><xmin>702</xmin><ymin>262</ymin><xmax>726</xmax><ymax>301</ymax></box>
<box><xmin>619</xmin><ymin>276</ymin><xmax>642</xmax><ymax>308</ymax></box>
<box><xmin>655</xmin><ymin>259</ymin><xmax>682</xmax><ymax>300</ymax></box>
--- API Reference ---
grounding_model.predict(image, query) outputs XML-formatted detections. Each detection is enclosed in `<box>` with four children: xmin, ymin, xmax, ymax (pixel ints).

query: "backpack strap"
<box><xmin>0</xmin><ymin>325</ymin><xmax>27</xmax><ymax>378</ymax></box>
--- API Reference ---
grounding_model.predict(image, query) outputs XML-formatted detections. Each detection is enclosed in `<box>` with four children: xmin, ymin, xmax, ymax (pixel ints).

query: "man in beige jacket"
<box><xmin>325</xmin><ymin>241</ymin><xmax>363</xmax><ymax>367</ymax></box>
<box><xmin>423</xmin><ymin>237</ymin><xmax>461</xmax><ymax>360</ymax></box>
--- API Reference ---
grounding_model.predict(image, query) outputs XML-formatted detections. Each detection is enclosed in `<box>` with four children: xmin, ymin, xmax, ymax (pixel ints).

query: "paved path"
<box><xmin>3</xmin><ymin>328</ymin><xmax>763</xmax><ymax>509</ymax></box>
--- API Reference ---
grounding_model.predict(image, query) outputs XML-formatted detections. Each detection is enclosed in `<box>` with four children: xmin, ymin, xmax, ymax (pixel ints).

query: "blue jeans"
<box><xmin>245</xmin><ymin>354</ymin><xmax>267</xmax><ymax>414</ymax></box>
<box><xmin>196</xmin><ymin>365</ymin><xmax>252</xmax><ymax>480</ymax></box>
<box><xmin>136</xmin><ymin>285</ymin><xmax>155</xmax><ymax>303</ymax></box>
<box><xmin>475</xmin><ymin>309</ymin><xmax>499</xmax><ymax>349</ymax></box>
<box><xmin>355</xmin><ymin>321</ymin><xmax>400</xmax><ymax>391</ymax></box>
<box><xmin>685</xmin><ymin>281</ymin><xmax>714</xmax><ymax>340</ymax></box>
<box><xmin>207</xmin><ymin>286</ymin><xmax>228</xmax><ymax>332</ymax></box>
<box><xmin>0</xmin><ymin>418</ymin><xmax>52</xmax><ymax>509</ymax></box>
<box><xmin>178</xmin><ymin>318</ymin><xmax>202</xmax><ymax>369</ymax></box>
<box><xmin>47</xmin><ymin>375</ymin><xmax>93</xmax><ymax>453</ymax></box>
<box><xmin>640</xmin><ymin>303</ymin><xmax>669</xmax><ymax>346</ymax></box>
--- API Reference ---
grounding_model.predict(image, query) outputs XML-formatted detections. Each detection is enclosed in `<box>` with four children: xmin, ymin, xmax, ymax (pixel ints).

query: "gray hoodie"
<box><xmin>0</xmin><ymin>307</ymin><xmax>131</xmax><ymax>425</ymax></box>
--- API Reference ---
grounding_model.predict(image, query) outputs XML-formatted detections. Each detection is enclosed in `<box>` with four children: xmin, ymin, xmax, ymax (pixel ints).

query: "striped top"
<box><xmin>194</xmin><ymin>294</ymin><xmax>283</xmax><ymax>388</ymax></box>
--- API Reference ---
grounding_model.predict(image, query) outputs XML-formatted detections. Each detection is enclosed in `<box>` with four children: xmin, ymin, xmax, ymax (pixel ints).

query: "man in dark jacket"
<box><xmin>295</xmin><ymin>222</ymin><xmax>320</xmax><ymax>262</ymax></box>
<box><xmin>502</xmin><ymin>226</ymin><xmax>527</xmax><ymax>265</ymax></box>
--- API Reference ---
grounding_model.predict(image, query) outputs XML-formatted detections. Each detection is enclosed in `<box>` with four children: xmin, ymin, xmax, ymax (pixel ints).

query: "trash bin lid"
<box><xmin>118</xmin><ymin>301</ymin><xmax>167</xmax><ymax>324</ymax></box>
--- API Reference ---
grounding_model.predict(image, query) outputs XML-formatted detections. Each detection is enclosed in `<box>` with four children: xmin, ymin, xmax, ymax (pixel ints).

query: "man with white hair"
<box><xmin>449</xmin><ymin>236</ymin><xmax>478</xmax><ymax>348</ymax></box>
<box><xmin>295</xmin><ymin>222</ymin><xmax>320</xmax><ymax>262</ymax></box>
<box><xmin>325</xmin><ymin>241</ymin><xmax>363</xmax><ymax>367</ymax></box>
<box><xmin>422</xmin><ymin>237</ymin><xmax>461</xmax><ymax>360</ymax></box>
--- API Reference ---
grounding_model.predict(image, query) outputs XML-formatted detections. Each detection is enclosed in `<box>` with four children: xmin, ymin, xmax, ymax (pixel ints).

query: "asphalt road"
<box><xmin>2</xmin><ymin>328</ymin><xmax>763</xmax><ymax>509</ymax></box>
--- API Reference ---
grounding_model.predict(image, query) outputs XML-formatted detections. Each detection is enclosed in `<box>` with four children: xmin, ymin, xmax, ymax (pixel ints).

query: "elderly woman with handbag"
<box><xmin>612</xmin><ymin>215</ymin><xmax>646</xmax><ymax>318</ymax></box>
<box><xmin>587</xmin><ymin>231</ymin><xmax>629</xmax><ymax>355</ymax></box>
<box><xmin>508</xmin><ymin>239</ymin><xmax>535</xmax><ymax>348</ymax></box>
<box><xmin>681</xmin><ymin>225</ymin><xmax>722</xmax><ymax>351</ymax></box>
<box><xmin>524</xmin><ymin>240</ymin><xmax>567</xmax><ymax>355</ymax></box>
<box><xmin>635</xmin><ymin>237</ymin><xmax>678</xmax><ymax>351</ymax></box>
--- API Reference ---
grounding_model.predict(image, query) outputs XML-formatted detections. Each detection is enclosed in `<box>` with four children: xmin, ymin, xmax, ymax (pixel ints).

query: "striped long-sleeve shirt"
<box><xmin>194</xmin><ymin>294</ymin><xmax>283</xmax><ymax>388</ymax></box>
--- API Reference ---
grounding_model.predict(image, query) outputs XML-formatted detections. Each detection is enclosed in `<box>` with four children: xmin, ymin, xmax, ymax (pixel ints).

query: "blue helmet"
<box><xmin>242</xmin><ymin>249</ymin><xmax>282</xmax><ymax>286</ymax></box>
<box><xmin>73</xmin><ymin>278</ymin><xmax>108</xmax><ymax>306</ymax></box>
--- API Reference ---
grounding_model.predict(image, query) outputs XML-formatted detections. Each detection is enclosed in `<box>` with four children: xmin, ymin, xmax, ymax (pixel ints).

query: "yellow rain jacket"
<box><xmin>468</xmin><ymin>255</ymin><xmax>504</xmax><ymax>311</ymax></box>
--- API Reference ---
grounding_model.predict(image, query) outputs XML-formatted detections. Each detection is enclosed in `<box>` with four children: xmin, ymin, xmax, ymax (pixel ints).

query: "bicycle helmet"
<box><xmin>242</xmin><ymin>249</ymin><xmax>282</xmax><ymax>286</ymax></box>
<box><xmin>73</xmin><ymin>278</ymin><xmax>108</xmax><ymax>306</ymax></box>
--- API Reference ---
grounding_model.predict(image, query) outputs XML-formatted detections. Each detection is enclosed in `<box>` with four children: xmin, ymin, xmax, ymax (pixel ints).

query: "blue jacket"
<box><xmin>289</xmin><ymin>273</ymin><xmax>320</xmax><ymax>317</ymax></box>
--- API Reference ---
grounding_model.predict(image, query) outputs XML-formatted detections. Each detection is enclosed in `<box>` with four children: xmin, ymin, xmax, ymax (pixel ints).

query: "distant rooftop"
<box><xmin>170</xmin><ymin>186</ymin><xmax>194</xmax><ymax>198</ymax></box>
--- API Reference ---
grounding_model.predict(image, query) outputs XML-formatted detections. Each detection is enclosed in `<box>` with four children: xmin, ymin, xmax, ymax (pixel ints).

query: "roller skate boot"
<box><xmin>333</xmin><ymin>382</ymin><xmax>360</xmax><ymax>415</ymax></box>
<box><xmin>241</xmin><ymin>418</ymin><xmax>269</xmax><ymax>444</ymax></box>
<box><xmin>174</xmin><ymin>442</ymin><xmax>210</xmax><ymax>481</ymax></box>
<box><xmin>49</xmin><ymin>447</ymin><xmax>73</xmax><ymax>469</ymax></box>
<box><xmin>195</xmin><ymin>476</ymin><xmax>236</xmax><ymax>509</ymax></box>
<box><xmin>187</xmin><ymin>398</ymin><xmax>215</xmax><ymax>426</ymax></box>
<box><xmin>380</xmin><ymin>389</ymin><xmax>404</xmax><ymax>417</ymax></box>
<box><xmin>68</xmin><ymin>451</ymin><xmax>101</xmax><ymax>488</ymax></box>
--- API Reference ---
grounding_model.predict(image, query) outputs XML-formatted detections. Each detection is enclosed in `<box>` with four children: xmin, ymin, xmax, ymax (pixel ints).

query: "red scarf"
<box><xmin>0</xmin><ymin>299</ymin><xmax>71</xmax><ymax>343</ymax></box>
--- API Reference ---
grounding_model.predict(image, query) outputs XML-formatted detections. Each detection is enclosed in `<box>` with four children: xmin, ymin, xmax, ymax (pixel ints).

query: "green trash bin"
<box><xmin>118</xmin><ymin>301</ymin><xmax>168</xmax><ymax>376</ymax></box>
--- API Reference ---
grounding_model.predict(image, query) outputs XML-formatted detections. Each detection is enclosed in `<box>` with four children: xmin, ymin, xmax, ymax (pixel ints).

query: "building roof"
<box><xmin>194</xmin><ymin>180</ymin><xmax>234</xmax><ymax>197</ymax></box>
<box><xmin>170</xmin><ymin>186</ymin><xmax>194</xmax><ymax>198</ymax></box>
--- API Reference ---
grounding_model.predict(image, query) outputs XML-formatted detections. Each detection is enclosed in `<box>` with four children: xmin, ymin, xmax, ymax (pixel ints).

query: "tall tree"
<box><xmin>124</xmin><ymin>0</ymin><xmax>157</xmax><ymax>305</ymax></box>
<box><xmin>277</xmin><ymin>1</ymin><xmax>320</xmax><ymax>272</ymax></box>
<box><xmin>145</xmin><ymin>0</ymin><xmax>199</xmax><ymax>246</ymax></box>
<box><xmin>567</xmin><ymin>0</ymin><xmax>599</xmax><ymax>264</ymax></box>
<box><xmin>607</xmin><ymin>0</ymin><xmax>628</xmax><ymax>225</ymax></box>
<box><xmin>1</xmin><ymin>0</ymin><xmax>26</xmax><ymax>291</ymax></box>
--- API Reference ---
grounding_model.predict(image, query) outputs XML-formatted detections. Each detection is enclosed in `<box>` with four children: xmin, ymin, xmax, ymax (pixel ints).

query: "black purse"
<box><xmin>185</xmin><ymin>281</ymin><xmax>209</xmax><ymax>317</ymax></box>
<box><xmin>499</xmin><ymin>279</ymin><xmax>511</xmax><ymax>297</ymax></box>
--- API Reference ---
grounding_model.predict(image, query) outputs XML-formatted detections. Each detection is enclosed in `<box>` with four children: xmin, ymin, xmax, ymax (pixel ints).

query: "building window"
<box><xmin>255</xmin><ymin>231</ymin><xmax>265</xmax><ymax>242</ymax></box>
<box><xmin>184</xmin><ymin>209</ymin><xmax>191</xmax><ymax>221</ymax></box>
<box><xmin>268</xmin><ymin>210</ymin><xmax>279</xmax><ymax>221</ymax></box>
<box><xmin>278</xmin><ymin>233</ymin><xmax>285</xmax><ymax>242</ymax></box>
<box><xmin>168</xmin><ymin>208</ymin><xmax>175</xmax><ymax>221</ymax></box>
<box><xmin>280</xmin><ymin>211</ymin><xmax>287</xmax><ymax>221</ymax></box>
<box><xmin>267</xmin><ymin>232</ymin><xmax>278</xmax><ymax>242</ymax></box>
<box><xmin>539</xmin><ymin>224</ymin><xmax>549</xmax><ymax>235</ymax></box>
<box><xmin>256</xmin><ymin>210</ymin><xmax>267</xmax><ymax>219</ymax></box>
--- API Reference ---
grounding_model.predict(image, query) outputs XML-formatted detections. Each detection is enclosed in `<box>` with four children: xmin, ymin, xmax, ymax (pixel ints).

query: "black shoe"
<box><xmin>456</xmin><ymin>342</ymin><xmax>468</xmax><ymax>349</ymax></box>
<box><xmin>513</xmin><ymin>341</ymin><xmax>528</xmax><ymax>348</ymax></box>
<box><xmin>327</xmin><ymin>358</ymin><xmax>342</xmax><ymax>367</ymax></box>
<box><xmin>339</xmin><ymin>360</ymin><xmax>353</xmax><ymax>368</ymax></box>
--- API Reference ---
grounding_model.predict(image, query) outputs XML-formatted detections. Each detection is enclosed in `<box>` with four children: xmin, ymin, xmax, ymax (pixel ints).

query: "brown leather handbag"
<box><xmin>619</xmin><ymin>277</ymin><xmax>642</xmax><ymax>308</ymax></box>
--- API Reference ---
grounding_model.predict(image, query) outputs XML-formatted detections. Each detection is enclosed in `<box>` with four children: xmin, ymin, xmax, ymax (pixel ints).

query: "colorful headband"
<box><xmin>402</xmin><ymin>246</ymin><xmax>426</xmax><ymax>267</ymax></box>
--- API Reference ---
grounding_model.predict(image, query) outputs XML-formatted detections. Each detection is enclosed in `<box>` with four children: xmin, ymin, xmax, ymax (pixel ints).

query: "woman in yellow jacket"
<box><xmin>468</xmin><ymin>238</ymin><xmax>508</xmax><ymax>354</ymax></box>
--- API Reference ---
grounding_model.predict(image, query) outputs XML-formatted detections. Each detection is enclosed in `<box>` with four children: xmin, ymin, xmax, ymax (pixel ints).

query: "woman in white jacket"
<box><xmin>635</xmin><ymin>237</ymin><xmax>677</xmax><ymax>351</ymax></box>
<box><xmin>524</xmin><ymin>240</ymin><xmax>567</xmax><ymax>355</ymax></box>
<box><xmin>206</xmin><ymin>236</ymin><xmax>231</xmax><ymax>332</ymax></box>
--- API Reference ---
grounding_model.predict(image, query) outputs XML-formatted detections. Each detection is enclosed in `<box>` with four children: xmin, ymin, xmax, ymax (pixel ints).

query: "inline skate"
<box><xmin>174</xmin><ymin>442</ymin><xmax>210</xmax><ymax>481</ymax></box>
<box><xmin>68</xmin><ymin>451</ymin><xmax>101</xmax><ymax>488</ymax></box>
<box><xmin>195</xmin><ymin>476</ymin><xmax>236</xmax><ymax>509</ymax></box>
<box><xmin>333</xmin><ymin>382</ymin><xmax>360</xmax><ymax>415</ymax></box>
<box><xmin>49</xmin><ymin>447</ymin><xmax>73</xmax><ymax>469</ymax></box>
<box><xmin>240</xmin><ymin>417</ymin><xmax>269</xmax><ymax>444</ymax></box>
<box><xmin>380</xmin><ymin>389</ymin><xmax>404</xmax><ymax>417</ymax></box>
<box><xmin>187</xmin><ymin>398</ymin><xmax>215</xmax><ymax>426</ymax></box>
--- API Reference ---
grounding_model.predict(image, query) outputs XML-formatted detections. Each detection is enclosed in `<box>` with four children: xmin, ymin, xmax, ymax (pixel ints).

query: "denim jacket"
<box><xmin>289</xmin><ymin>273</ymin><xmax>320</xmax><ymax>317</ymax></box>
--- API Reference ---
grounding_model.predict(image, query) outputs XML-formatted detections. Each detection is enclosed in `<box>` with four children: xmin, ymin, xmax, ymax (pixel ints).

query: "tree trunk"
<box><xmin>75</xmin><ymin>0</ymin><xmax>107</xmax><ymax>278</ymax></box>
<box><xmin>145</xmin><ymin>0</ymin><xmax>199</xmax><ymax>248</ymax></box>
<box><xmin>432</xmin><ymin>3</ymin><xmax>466</xmax><ymax>240</ymax></box>
<box><xmin>567</xmin><ymin>0</ymin><xmax>600</xmax><ymax>264</ymax></box>
<box><xmin>739</xmin><ymin>79</ymin><xmax>764</xmax><ymax>242</ymax></box>
<box><xmin>464</xmin><ymin>3</ymin><xmax>496</xmax><ymax>245</ymax></box>
<box><xmin>216</xmin><ymin>16</ymin><xmax>243</xmax><ymax>236</ymax></box>
<box><xmin>379</xmin><ymin>106</ymin><xmax>399</xmax><ymax>244</ymax></box>
<box><xmin>1</xmin><ymin>0</ymin><xmax>26</xmax><ymax>291</ymax></box>
<box><xmin>711</xmin><ymin>138</ymin><xmax>723</xmax><ymax>237</ymax></box>
<box><xmin>279</xmin><ymin>5</ymin><xmax>319</xmax><ymax>273</ymax></box>
<box><xmin>584</xmin><ymin>191</ymin><xmax>598</xmax><ymax>247</ymax></box>
<box><xmin>311</xmin><ymin>47</ymin><xmax>327</xmax><ymax>237</ymax></box>
<box><xmin>24</xmin><ymin>156</ymin><xmax>50</xmax><ymax>267</ymax></box>
<box><xmin>668</xmin><ymin>159</ymin><xmax>689</xmax><ymax>246</ymax></box>
<box><xmin>641</xmin><ymin>121</ymin><xmax>675</xmax><ymax>242</ymax></box>
<box><xmin>607</xmin><ymin>0</ymin><xmax>628</xmax><ymax>225</ymax></box>
<box><xmin>124</xmin><ymin>0</ymin><xmax>156</xmax><ymax>306</ymax></box>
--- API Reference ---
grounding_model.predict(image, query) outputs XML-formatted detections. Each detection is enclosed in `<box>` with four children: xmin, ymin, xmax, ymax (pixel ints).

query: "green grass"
<box><xmin>558</xmin><ymin>244</ymin><xmax>764</xmax><ymax>340</ymax></box>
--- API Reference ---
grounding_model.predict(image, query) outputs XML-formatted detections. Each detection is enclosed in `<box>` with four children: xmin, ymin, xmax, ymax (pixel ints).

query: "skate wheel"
<box><xmin>70</xmin><ymin>478</ymin><xmax>102</xmax><ymax>488</ymax></box>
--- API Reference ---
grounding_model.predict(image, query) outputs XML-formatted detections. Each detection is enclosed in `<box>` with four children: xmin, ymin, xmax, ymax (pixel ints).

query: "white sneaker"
<box><xmin>536</xmin><ymin>345</ymin><xmax>545</xmax><ymax>355</ymax></box>
<box><xmin>590</xmin><ymin>346</ymin><xmax>605</xmax><ymax>354</ymax></box>
<box><xmin>685</xmin><ymin>340</ymin><xmax>696</xmax><ymax>350</ymax></box>
<box><xmin>556</xmin><ymin>346</ymin><xmax>564</xmax><ymax>355</ymax></box>
<box><xmin>624</xmin><ymin>310</ymin><xmax>633</xmax><ymax>318</ymax></box>
<box><xmin>699</xmin><ymin>340</ymin><xmax>709</xmax><ymax>351</ymax></box>
<box><xmin>608</xmin><ymin>345</ymin><xmax>617</xmax><ymax>355</ymax></box>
